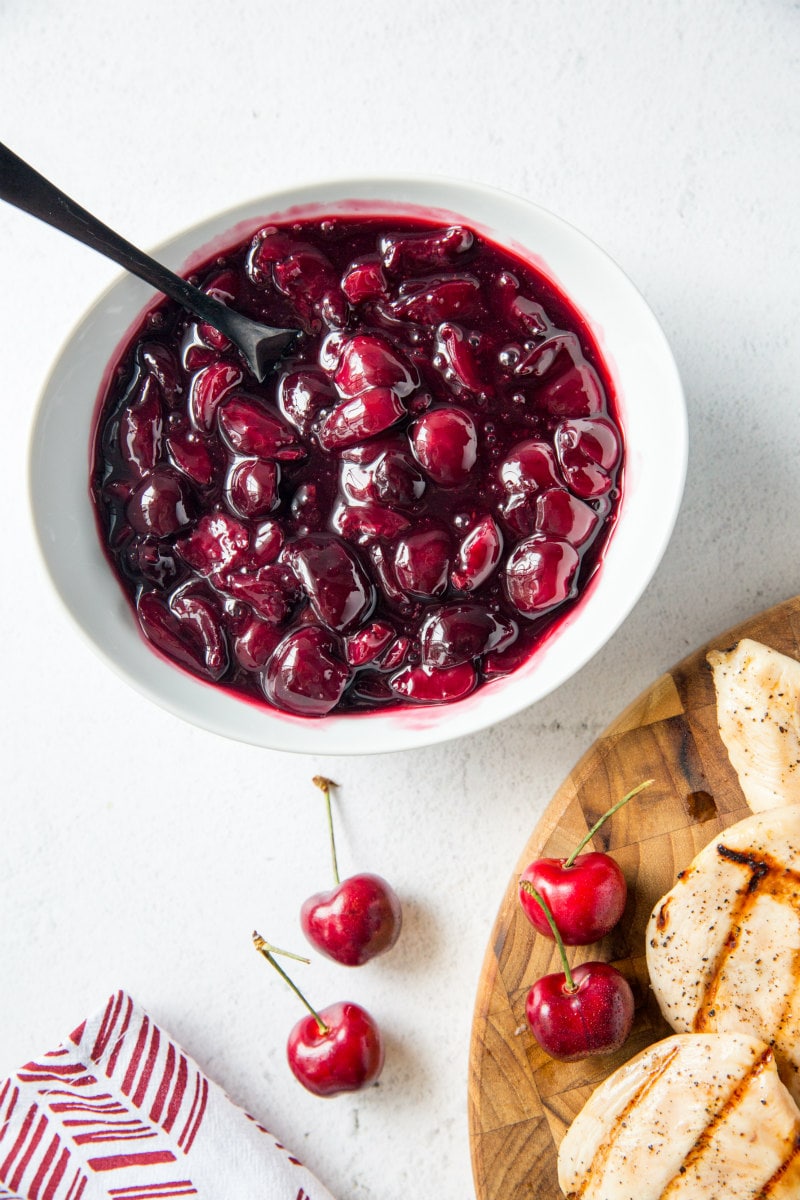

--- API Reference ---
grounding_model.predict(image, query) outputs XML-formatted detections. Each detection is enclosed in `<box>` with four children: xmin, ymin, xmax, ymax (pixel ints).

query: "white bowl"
<box><xmin>29</xmin><ymin>177</ymin><xmax>687</xmax><ymax>755</ymax></box>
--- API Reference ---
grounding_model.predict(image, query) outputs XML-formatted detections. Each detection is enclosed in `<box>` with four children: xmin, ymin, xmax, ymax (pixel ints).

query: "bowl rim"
<box><xmin>28</xmin><ymin>174</ymin><xmax>688</xmax><ymax>755</ymax></box>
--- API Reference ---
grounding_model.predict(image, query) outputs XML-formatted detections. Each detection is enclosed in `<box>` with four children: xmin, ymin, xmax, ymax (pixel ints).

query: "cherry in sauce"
<box><xmin>91</xmin><ymin>215</ymin><xmax>623</xmax><ymax>717</ymax></box>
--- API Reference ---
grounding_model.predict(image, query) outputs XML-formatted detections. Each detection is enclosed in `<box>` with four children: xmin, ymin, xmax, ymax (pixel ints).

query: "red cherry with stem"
<box><xmin>252</xmin><ymin>932</ymin><xmax>384</xmax><ymax>1096</ymax></box>
<box><xmin>518</xmin><ymin>779</ymin><xmax>653</xmax><ymax>945</ymax></box>
<box><xmin>300</xmin><ymin>777</ymin><xmax>402</xmax><ymax>966</ymax></box>
<box><xmin>522</xmin><ymin>889</ymin><xmax>634</xmax><ymax>1061</ymax></box>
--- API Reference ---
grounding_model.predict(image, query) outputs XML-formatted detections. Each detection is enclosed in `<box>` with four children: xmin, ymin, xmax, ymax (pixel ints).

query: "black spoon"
<box><xmin>0</xmin><ymin>141</ymin><xmax>299</xmax><ymax>381</ymax></box>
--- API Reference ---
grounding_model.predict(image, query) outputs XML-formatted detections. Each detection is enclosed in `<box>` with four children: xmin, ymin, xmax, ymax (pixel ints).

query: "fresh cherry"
<box><xmin>300</xmin><ymin>777</ymin><xmax>402</xmax><ymax>966</ymax></box>
<box><xmin>522</xmin><ymin>888</ymin><xmax>634</xmax><ymax>1061</ymax></box>
<box><xmin>287</xmin><ymin>1001</ymin><xmax>384</xmax><ymax>1097</ymax></box>
<box><xmin>252</xmin><ymin>932</ymin><xmax>384</xmax><ymax>1096</ymax></box>
<box><xmin>519</xmin><ymin>779</ymin><xmax>652</xmax><ymax>945</ymax></box>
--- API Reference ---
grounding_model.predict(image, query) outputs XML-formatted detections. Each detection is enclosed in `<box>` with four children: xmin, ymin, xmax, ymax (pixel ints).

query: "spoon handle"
<box><xmin>0</xmin><ymin>140</ymin><xmax>209</xmax><ymax>312</ymax></box>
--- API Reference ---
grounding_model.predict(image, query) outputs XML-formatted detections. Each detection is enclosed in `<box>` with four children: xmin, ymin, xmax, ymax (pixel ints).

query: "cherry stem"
<box><xmin>563</xmin><ymin>778</ymin><xmax>654</xmax><ymax>869</ymax></box>
<box><xmin>313</xmin><ymin>775</ymin><xmax>340</xmax><ymax>887</ymax></box>
<box><xmin>254</xmin><ymin>939</ymin><xmax>310</xmax><ymax>964</ymax></box>
<box><xmin>519</xmin><ymin>884</ymin><xmax>576</xmax><ymax>992</ymax></box>
<box><xmin>252</xmin><ymin>931</ymin><xmax>328</xmax><ymax>1035</ymax></box>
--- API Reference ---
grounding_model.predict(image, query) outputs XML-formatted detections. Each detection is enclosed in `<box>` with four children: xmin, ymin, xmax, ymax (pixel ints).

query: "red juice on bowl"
<box><xmin>90</xmin><ymin>212</ymin><xmax>623</xmax><ymax>718</ymax></box>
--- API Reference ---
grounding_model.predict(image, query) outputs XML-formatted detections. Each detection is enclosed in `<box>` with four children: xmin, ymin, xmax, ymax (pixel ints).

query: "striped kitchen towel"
<box><xmin>0</xmin><ymin>991</ymin><xmax>336</xmax><ymax>1200</ymax></box>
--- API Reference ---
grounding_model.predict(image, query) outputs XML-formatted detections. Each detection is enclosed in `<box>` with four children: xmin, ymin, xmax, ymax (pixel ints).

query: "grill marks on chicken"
<box><xmin>693</xmin><ymin>843</ymin><xmax>800</xmax><ymax>1038</ymax></box>
<box><xmin>708</xmin><ymin>639</ymin><xmax>800</xmax><ymax>813</ymax></box>
<box><xmin>567</xmin><ymin>1042</ymin><xmax>682</xmax><ymax>1195</ymax></box>
<box><xmin>657</xmin><ymin>1044</ymin><xmax>774</xmax><ymax>1197</ymax></box>
<box><xmin>759</xmin><ymin>1137</ymin><xmax>800</xmax><ymax>1197</ymax></box>
<box><xmin>647</xmin><ymin>807</ymin><xmax>800</xmax><ymax>1103</ymax></box>
<box><xmin>557</xmin><ymin>1034</ymin><xmax>800</xmax><ymax>1199</ymax></box>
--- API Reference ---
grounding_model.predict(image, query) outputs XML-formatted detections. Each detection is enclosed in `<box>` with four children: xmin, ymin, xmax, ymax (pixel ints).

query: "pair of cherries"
<box><xmin>254</xmin><ymin>777</ymin><xmax>401</xmax><ymax>1096</ymax></box>
<box><xmin>518</xmin><ymin>779</ymin><xmax>652</xmax><ymax>1062</ymax></box>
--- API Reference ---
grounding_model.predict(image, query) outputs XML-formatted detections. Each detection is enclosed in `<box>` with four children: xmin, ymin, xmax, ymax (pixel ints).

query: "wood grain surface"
<box><xmin>468</xmin><ymin>594</ymin><xmax>800</xmax><ymax>1200</ymax></box>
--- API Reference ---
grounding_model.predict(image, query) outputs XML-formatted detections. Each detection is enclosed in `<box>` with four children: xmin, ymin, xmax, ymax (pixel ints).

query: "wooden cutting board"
<box><xmin>468</xmin><ymin>594</ymin><xmax>800</xmax><ymax>1200</ymax></box>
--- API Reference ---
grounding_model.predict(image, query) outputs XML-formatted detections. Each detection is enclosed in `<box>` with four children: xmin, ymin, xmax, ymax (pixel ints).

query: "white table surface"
<box><xmin>1</xmin><ymin>3</ymin><xmax>798</xmax><ymax>1197</ymax></box>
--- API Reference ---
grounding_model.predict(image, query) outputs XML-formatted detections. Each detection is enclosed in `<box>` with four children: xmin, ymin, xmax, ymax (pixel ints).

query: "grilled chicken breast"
<box><xmin>557</xmin><ymin>1032</ymin><xmax>800</xmax><ymax>1199</ymax></box>
<box><xmin>707</xmin><ymin>638</ymin><xmax>800</xmax><ymax>812</ymax></box>
<box><xmin>646</xmin><ymin>805</ymin><xmax>800</xmax><ymax>1102</ymax></box>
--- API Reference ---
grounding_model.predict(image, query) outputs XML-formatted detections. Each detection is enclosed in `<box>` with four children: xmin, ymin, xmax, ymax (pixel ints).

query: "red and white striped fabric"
<box><xmin>0</xmin><ymin>992</ymin><xmax>337</xmax><ymax>1200</ymax></box>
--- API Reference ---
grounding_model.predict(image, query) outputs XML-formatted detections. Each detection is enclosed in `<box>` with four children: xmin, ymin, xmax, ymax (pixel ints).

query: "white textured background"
<box><xmin>1</xmin><ymin>2</ymin><xmax>799</xmax><ymax>1198</ymax></box>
